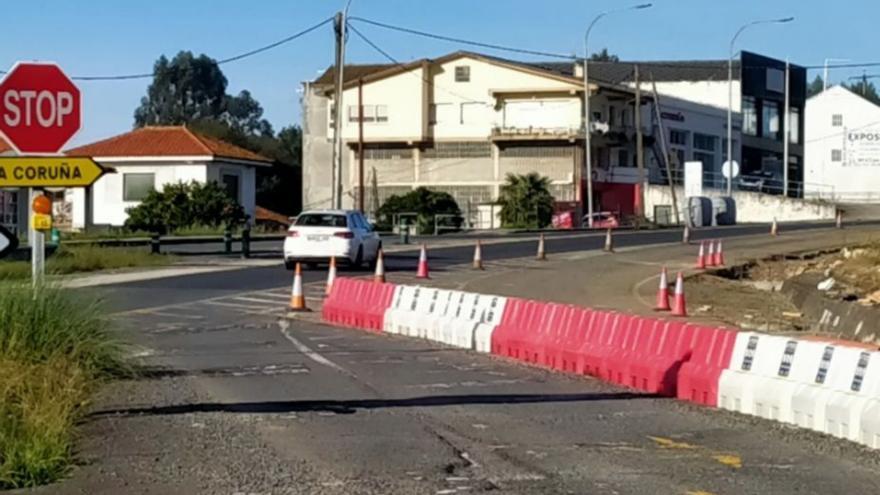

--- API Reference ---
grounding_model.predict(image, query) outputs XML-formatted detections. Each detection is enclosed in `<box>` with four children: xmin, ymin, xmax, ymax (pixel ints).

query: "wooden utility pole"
<box><xmin>357</xmin><ymin>78</ymin><xmax>365</xmax><ymax>212</ymax></box>
<box><xmin>649</xmin><ymin>73</ymin><xmax>681</xmax><ymax>226</ymax></box>
<box><xmin>634</xmin><ymin>64</ymin><xmax>645</xmax><ymax>221</ymax></box>
<box><xmin>331</xmin><ymin>12</ymin><xmax>345</xmax><ymax>209</ymax></box>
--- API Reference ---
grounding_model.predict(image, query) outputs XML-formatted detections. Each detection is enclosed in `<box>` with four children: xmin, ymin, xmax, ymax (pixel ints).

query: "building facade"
<box><xmin>64</xmin><ymin>126</ymin><xmax>271</xmax><ymax>229</ymax></box>
<box><xmin>805</xmin><ymin>85</ymin><xmax>880</xmax><ymax>202</ymax></box>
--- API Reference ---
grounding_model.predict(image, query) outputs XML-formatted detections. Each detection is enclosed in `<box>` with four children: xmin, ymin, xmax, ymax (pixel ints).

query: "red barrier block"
<box><xmin>491</xmin><ymin>297</ymin><xmax>528</xmax><ymax>358</ymax></box>
<box><xmin>545</xmin><ymin>304</ymin><xmax>578</xmax><ymax>371</ymax></box>
<box><xmin>676</xmin><ymin>326</ymin><xmax>737</xmax><ymax>406</ymax></box>
<box><xmin>628</xmin><ymin>321</ymin><xmax>699</xmax><ymax>396</ymax></box>
<box><xmin>321</xmin><ymin>277</ymin><xmax>396</xmax><ymax>332</ymax></box>
<box><xmin>605</xmin><ymin>316</ymin><xmax>652</xmax><ymax>387</ymax></box>
<box><xmin>561</xmin><ymin>308</ymin><xmax>597</xmax><ymax>374</ymax></box>
<box><xmin>581</xmin><ymin>311</ymin><xmax>621</xmax><ymax>377</ymax></box>
<box><xmin>596</xmin><ymin>314</ymin><xmax>638</xmax><ymax>381</ymax></box>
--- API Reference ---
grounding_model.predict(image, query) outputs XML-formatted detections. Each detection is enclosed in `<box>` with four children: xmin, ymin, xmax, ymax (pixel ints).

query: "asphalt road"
<box><xmin>55</xmin><ymin>299</ymin><xmax>880</xmax><ymax>494</ymax></box>
<box><xmin>97</xmin><ymin>220</ymin><xmax>870</xmax><ymax>313</ymax></box>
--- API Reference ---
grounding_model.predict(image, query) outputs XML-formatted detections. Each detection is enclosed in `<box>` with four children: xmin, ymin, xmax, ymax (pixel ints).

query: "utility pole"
<box><xmin>357</xmin><ymin>78</ymin><xmax>365</xmax><ymax>212</ymax></box>
<box><xmin>650</xmin><ymin>74</ymin><xmax>680</xmax><ymax>226</ymax></box>
<box><xmin>634</xmin><ymin>64</ymin><xmax>645</xmax><ymax>220</ymax></box>
<box><xmin>783</xmin><ymin>59</ymin><xmax>790</xmax><ymax>197</ymax></box>
<box><xmin>849</xmin><ymin>72</ymin><xmax>880</xmax><ymax>97</ymax></box>
<box><xmin>331</xmin><ymin>11</ymin><xmax>344</xmax><ymax>209</ymax></box>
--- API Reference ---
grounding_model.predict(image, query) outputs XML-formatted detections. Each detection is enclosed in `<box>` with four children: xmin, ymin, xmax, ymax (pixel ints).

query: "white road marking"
<box><xmin>277</xmin><ymin>320</ymin><xmax>350</xmax><ymax>375</ymax></box>
<box><xmin>204</xmin><ymin>300</ymin><xmax>279</xmax><ymax>310</ymax></box>
<box><xmin>232</xmin><ymin>296</ymin><xmax>288</xmax><ymax>305</ymax></box>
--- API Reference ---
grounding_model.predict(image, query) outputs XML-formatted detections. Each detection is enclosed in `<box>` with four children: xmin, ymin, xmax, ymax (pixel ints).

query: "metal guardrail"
<box><xmin>61</xmin><ymin>230</ymin><xmax>286</xmax><ymax>257</ymax></box>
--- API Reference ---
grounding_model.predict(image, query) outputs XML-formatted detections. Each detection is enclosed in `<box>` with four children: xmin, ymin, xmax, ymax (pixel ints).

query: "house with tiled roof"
<box><xmin>63</xmin><ymin>126</ymin><xmax>272</xmax><ymax>228</ymax></box>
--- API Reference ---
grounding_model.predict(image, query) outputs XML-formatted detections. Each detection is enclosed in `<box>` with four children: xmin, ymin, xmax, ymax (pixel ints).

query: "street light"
<box><xmin>823</xmin><ymin>58</ymin><xmax>850</xmax><ymax>91</ymax></box>
<box><xmin>726</xmin><ymin>16</ymin><xmax>794</xmax><ymax>195</ymax></box>
<box><xmin>583</xmin><ymin>2</ymin><xmax>652</xmax><ymax>227</ymax></box>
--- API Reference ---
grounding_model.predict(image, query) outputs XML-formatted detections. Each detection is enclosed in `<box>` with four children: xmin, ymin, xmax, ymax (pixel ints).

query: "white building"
<box><xmin>805</xmin><ymin>85</ymin><xmax>880</xmax><ymax>202</ymax></box>
<box><xmin>63</xmin><ymin>126</ymin><xmax>271</xmax><ymax>229</ymax></box>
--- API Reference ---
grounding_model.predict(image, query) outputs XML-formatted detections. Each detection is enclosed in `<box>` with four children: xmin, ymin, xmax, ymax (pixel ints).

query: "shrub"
<box><xmin>124</xmin><ymin>181</ymin><xmax>246</xmax><ymax>234</ymax></box>
<box><xmin>498</xmin><ymin>173</ymin><xmax>555</xmax><ymax>229</ymax></box>
<box><xmin>376</xmin><ymin>187</ymin><xmax>462</xmax><ymax>234</ymax></box>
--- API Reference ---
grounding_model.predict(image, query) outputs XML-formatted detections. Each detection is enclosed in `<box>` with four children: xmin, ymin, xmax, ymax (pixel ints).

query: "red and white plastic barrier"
<box><xmin>321</xmin><ymin>276</ymin><xmax>880</xmax><ymax>449</ymax></box>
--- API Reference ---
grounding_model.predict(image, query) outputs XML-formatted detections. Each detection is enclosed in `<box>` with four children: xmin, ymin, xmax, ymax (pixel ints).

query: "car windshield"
<box><xmin>295</xmin><ymin>214</ymin><xmax>347</xmax><ymax>228</ymax></box>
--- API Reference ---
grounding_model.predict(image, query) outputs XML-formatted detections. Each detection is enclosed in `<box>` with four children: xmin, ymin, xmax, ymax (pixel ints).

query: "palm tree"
<box><xmin>498</xmin><ymin>173</ymin><xmax>555</xmax><ymax>229</ymax></box>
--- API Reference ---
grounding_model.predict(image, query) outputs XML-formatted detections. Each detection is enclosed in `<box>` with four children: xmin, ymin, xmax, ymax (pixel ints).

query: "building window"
<box><xmin>375</xmin><ymin>105</ymin><xmax>388</xmax><ymax>123</ymax></box>
<box><xmin>347</xmin><ymin>104</ymin><xmax>387</xmax><ymax>123</ymax></box>
<box><xmin>742</xmin><ymin>97</ymin><xmax>758</xmax><ymax>136</ymax></box>
<box><xmin>789</xmin><ymin>107</ymin><xmax>800</xmax><ymax>144</ymax></box>
<box><xmin>693</xmin><ymin>133</ymin><xmax>716</xmax><ymax>152</ymax></box>
<box><xmin>454</xmin><ymin>65</ymin><xmax>470</xmax><ymax>82</ymax></box>
<box><xmin>123</xmin><ymin>173</ymin><xmax>155</xmax><ymax>202</ymax></box>
<box><xmin>831</xmin><ymin>149</ymin><xmax>842</xmax><ymax>162</ymax></box>
<box><xmin>832</xmin><ymin>114</ymin><xmax>843</xmax><ymax>127</ymax></box>
<box><xmin>669</xmin><ymin>129</ymin><xmax>688</xmax><ymax>146</ymax></box>
<box><xmin>222</xmin><ymin>173</ymin><xmax>240</xmax><ymax>202</ymax></box>
<box><xmin>616</xmin><ymin>149</ymin><xmax>631</xmax><ymax>167</ymax></box>
<box><xmin>762</xmin><ymin>100</ymin><xmax>781</xmax><ymax>140</ymax></box>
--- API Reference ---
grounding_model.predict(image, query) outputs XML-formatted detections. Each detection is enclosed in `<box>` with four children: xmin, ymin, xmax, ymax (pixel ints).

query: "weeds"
<box><xmin>0</xmin><ymin>246</ymin><xmax>174</xmax><ymax>281</ymax></box>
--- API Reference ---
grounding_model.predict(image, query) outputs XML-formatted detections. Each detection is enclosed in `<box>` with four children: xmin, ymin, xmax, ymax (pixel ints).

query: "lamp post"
<box><xmin>823</xmin><ymin>58</ymin><xmax>850</xmax><ymax>91</ymax></box>
<box><xmin>726</xmin><ymin>16</ymin><xmax>794</xmax><ymax>195</ymax></box>
<box><xmin>583</xmin><ymin>3</ymin><xmax>652</xmax><ymax>227</ymax></box>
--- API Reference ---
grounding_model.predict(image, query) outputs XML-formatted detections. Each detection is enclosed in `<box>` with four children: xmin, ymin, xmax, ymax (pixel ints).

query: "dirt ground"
<box><xmin>687</xmin><ymin>241</ymin><xmax>880</xmax><ymax>333</ymax></box>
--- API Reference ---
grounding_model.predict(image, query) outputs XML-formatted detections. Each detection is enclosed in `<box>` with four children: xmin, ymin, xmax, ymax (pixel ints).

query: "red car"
<box><xmin>582</xmin><ymin>211</ymin><xmax>620</xmax><ymax>229</ymax></box>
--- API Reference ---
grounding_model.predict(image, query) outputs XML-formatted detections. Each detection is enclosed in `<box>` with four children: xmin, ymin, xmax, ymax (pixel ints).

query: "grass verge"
<box><xmin>0</xmin><ymin>284</ymin><xmax>126</xmax><ymax>488</ymax></box>
<box><xmin>0</xmin><ymin>245</ymin><xmax>175</xmax><ymax>281</ymax></box>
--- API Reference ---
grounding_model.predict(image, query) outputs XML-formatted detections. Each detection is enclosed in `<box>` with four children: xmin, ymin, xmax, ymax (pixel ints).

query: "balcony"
<box><xmin>490</xmin><ymin>125</ymin><xmax>581</xmax><ymax>141</ymax></box>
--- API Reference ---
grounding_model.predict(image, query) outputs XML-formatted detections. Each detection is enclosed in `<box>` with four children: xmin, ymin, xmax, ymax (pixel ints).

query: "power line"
<box><xmin>346</xmin><ymin>22</ymin><xmax>487</xmax><ymax>105</ymax></box>
<box><xmin>349</xmin><ymin>16</ymin><xmax>576</xmax><ymax>61</ymax></box>
<box><xmin>0</xmin><ymin>16</ymin><xmax>334</xmax><ymax>81</ymax></box>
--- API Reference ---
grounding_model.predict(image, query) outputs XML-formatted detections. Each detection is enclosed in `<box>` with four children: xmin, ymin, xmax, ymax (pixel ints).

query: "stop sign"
<box><xmin>0</xmin><ymin>62</ymin><xmax>81</xmax><ymax>154</ymax></box>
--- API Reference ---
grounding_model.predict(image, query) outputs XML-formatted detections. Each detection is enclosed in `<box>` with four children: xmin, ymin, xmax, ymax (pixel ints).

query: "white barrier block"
<box><xmin>825</xmin><ymin>351</ymin><xmax>880</xmax><ymax>441</ymax></box>
<box><xmin>752</xmin><ymin>340</ymin><xmax>828</xmax><ymax>423</ymax></box>
<box><xmin>426</xmin><ymin>290</ymin><xmax>459</xmax><ymax>342</ymax></box>
<box><xmin>791</xmin><ymin>346</ymin><xmax>865</xmax><ymax>432</ymax></box>
<box><xmin>399</xmin><ymin>287</ymin><xmax>438</xmax><ymax>338</ymax></box>
<box><xmin>412</xmin><ymin>288</ymin><xmax>450</xmax><ymax>339</ymax></box>
<box><xmin>451</xmin><ymin>293</ymin><xmax>490</xmax><ymax>349</ymax></box>
<box><xmin>384</xmin><ymin>285</ymin><xmax>418</xmax><ymax>334</ymax></box>
<box><xmin>859</xmin><ymin>398</ymin><xmax>880</xmax><ymax>448</ymax></box>
<box><xmin>719</xmin><ymin>333</ymin><xmax>789</xmax><ymax>414</ymax></box>
<box><xmin>440</xmin><ymin>292</ymin><xmax>477</xmax><ymax>346</ymax></box>
<box><xmin>473</xmin><ymin>295</ymin><xmax>508</xmax><ymax>353</ymax></box>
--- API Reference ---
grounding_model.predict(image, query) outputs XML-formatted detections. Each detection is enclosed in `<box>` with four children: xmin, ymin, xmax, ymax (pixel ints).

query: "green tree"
<box><xmin>845</xmin><ymin>79</ymin><xmax>880</xmax><ymax>106</ymax></box>
<box><xmin>134</xmin><ymin>52</ymin><xmax>229</xmax><ymax>126</ymax></box>
<box><xmin>498</xmin><ymin>173</ymin><xmax>555</xmax><ymax>229</ymax></box>
<box><xmin>377</xmin><ymin>187</ymin><xmax>461</xmax><ymax>234</ymax></box>
<box><xmin>807</xmin><ymin>74</ymin><xmax>825</xmax><ymax>97</ymax></box>
<box><xmin>590</xmin><ymin>48</ymin><xmax>619</xmax><ymax>62</ymax></box>
<box><xmin>124</xmin><ymin>181</ymin><xmax>245</xmax><ymax>234</ymax></box>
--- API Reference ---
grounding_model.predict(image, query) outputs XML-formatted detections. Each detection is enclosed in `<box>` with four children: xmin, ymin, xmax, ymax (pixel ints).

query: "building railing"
<box><xmin>646</xmin><ymin>167</ymin><xmax>836</xmax><ymax>200</ymax></box>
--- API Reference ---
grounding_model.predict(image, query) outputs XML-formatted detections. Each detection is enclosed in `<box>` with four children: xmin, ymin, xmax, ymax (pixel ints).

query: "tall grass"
<box><xmin>0</xmin><ymin>284</ymin><xmax>125</xmax><ymax>488</ymax></box>
<box><xmin>0</xmin><ymin>246</ymin><xmax>174</xmax><ymax>281</ymax></box>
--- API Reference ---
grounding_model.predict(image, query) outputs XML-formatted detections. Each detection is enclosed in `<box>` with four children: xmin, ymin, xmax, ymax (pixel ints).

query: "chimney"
<box><xmin>574</xmin><ymin>62</ymin><xmax>584</xmax><ymax>78</ymax></box>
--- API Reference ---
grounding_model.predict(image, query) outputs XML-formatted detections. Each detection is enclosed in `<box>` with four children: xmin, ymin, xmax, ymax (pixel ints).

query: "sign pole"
<box><xmin>30</xmin><ymin>188</ymin><xmax>45</xmax><ymax>286</ymax></box>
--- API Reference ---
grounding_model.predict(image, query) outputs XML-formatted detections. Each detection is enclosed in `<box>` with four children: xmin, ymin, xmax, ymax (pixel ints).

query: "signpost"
<box><xmin>0</xmin><ymin>62</ymin><xmax>101</xmax><ymax>284</ymax></box>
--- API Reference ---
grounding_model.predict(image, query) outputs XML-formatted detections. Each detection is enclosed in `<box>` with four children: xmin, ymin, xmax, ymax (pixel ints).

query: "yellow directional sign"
<box><xmin>32</xmin><ymin>213</ymin><xmax>52</xmax><ymax>231</ymax></box>
<box><xmin>0</xmin><ymin>157</ymin><xmax>106</xmax><ymax>187</ymax></box>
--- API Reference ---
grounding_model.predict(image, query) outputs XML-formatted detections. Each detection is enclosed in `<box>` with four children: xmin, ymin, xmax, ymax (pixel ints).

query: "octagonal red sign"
<box><xmin>0</xmin><ymin>62</ymin><xmax>81</xmax><ymax>154</ymax></box>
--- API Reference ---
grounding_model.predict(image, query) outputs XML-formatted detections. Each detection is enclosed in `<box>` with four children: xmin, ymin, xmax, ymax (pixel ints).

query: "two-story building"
<box><xmin>303</xmin><ymin>51</ymin><xmax>651</xmax><ymax>224</ymax></box>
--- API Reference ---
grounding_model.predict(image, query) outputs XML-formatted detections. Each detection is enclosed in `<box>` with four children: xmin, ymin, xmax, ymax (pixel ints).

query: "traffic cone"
<box><xmin>655</xmin><ymin>267</ymin><xmax>671</xmax><ymax>311</ymax></box>
<box><xmin>771</xmin><ymin>218</ymin><xmax>778</xmax><ymax>236</ymax></box>
<box><xmin>696</xmin><ymin>241</ymin><xmax>707</xmax><ymax>269</ymax></box>
<box><xmin>536</xmin><ymin>233</ymin><xmax>547</xmax><ymax>261</ymax></box>
<box><xmin>325</xmin><ymin>256</ymin><xmax>337</xmax><ymax>296</ymax></box>
<box><xmin>682</xmin><ymin>225</ymin><xmax>690</xmax><ymax>244</ymax></box>
<box><xmin>671</xmin><ymin>272</ymin><xmax>687</xmax><ymax>317</ymax></box>
<box><xmin>836</xmin><ymin>210</ymin><xmax>843</xmax><ymax>229</ymax></box>
<box><xmin>706</xmin><ymin>239</ymin><xmax>716</xmax><ymax>267</ymax></box>
<box><xmin>373</xmin><ymin>248</ymin><xmax>386</xmax><ymax>283</ymax></box>
<box><xmin>473</xmin><ymin>240</ymin><xmax>483</xmax><ymax>270</ymax></box>
<box><xmin>289</xmin><ymin>262</ymin><xmax>309</xmax><ymax>311</ymax></box>
<box><xmin>713</xmin><ymin>239</ymin><xmax>725</xmax><ymax>266</ymax></box>
<box><xmin>416</xmin><ymin>243</ymin><xmax>430</xmax><ymax>279</ymax></box>
<box><xmin>603</xmin><ymin>227</ymin><xmax>614</xmax><ymax>252</ymax></box>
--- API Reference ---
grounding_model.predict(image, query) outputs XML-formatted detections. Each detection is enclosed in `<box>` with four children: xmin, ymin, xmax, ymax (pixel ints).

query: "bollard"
<box><xmin>400</xmin><ymin>224</ymin><xmax>410</xmax><ymax>245</ymax></box>
<box><xmin>223</xmin><ymin>229</ymin><xmax>233</xmax><ymax>254</ymax></box>
<box><xmin>150</xmin><ymin>233</ymin><xmax>161</xmax><ymax>254</ymax></box>
<box><xmin>241</xmin><ymin>227</ymin><xmax>251</xmax><ymax>259</ymax></box>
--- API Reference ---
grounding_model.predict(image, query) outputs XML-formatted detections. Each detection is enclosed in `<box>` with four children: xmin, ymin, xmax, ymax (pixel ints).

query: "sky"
<box><xmin>4</xmin><ymin>0</ymin><xmax>879</xmax><ymax>147</ymax></box>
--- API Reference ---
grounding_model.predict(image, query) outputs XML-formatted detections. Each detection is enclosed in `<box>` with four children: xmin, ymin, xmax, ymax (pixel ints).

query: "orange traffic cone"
<box><xmin>536</xmin><ymin>234</ymin><xmax>547</xmax><ymax>260</ymax></box>
<box><xmin>473</xmin><ymin>240</ymin><xmax>483</xmax><ymax>270</ymax></box>
<box><xmin>373</xmin><ymin>249</ymin><xmax>386</xmax><ymax>283</ymax></box>
<box><xmin>696</xmin><ymin>241</ymin><xmax>707</xmax><ymax>269</ymax></box>
<box><xmin>603</xmin><ymin>227</ymin><xmax>614</xmax><ymax>252</ymax></box>
<box><xmin>655</xmin><ymin>267</ymin><xmax>671</xmax><ymax>311</ymax></box>
<box><xmin>713</xmin><ymin>239</ymin><xmax>725</xmax><ymax>266</ymax></box>
<box><xmin>771</xmin><ymin>218</ymin><xmax>778</xmax><ymax>236</ymax></box>
<box><xmin>671</xmin><ymin>272</ymin><xmax>687</xmax><ymax>317</ymax></box>
<box><xmin>706</xmin><ymin>239</ymin><xmax>716</xmax><ymax>267</ymax></box>
<box><xmin>682</xmin><ymin>225</ymin><xmax>690</xmax><ymax>244</ymax></box>
<box><xmin>325</xmin><ymin>256</ymin><xmax>337</xmax><ymax>296</ymax></box>
<box><xmin>416</xmin><ymin>243</ymin><xmax>430</xmax><ymax>279</ymax></box>
<box><xmin>289</xmin><ymin>262</ymin><xmax>309</xmax><ymax>311</ymax></box>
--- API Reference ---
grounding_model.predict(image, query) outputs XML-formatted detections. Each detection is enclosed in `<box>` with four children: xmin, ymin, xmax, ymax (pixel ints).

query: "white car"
<box><xmin>283</xmin><ymin>210</ymin><xmax>382</xmax><ymax>270</ymax></box>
